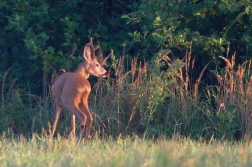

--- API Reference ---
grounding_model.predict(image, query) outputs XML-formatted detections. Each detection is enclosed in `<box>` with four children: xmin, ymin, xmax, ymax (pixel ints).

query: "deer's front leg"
<box><xmin>70</xmin><ymin>114</ymin><xmax>76</xmax><ymax>139</ymax></box>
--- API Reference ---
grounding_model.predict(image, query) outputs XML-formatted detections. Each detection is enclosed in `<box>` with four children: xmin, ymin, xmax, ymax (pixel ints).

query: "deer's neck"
<box><xmin>74</xmin><ymin>61</ymin><xmax>90</xmax><ymax>79</ymax></box>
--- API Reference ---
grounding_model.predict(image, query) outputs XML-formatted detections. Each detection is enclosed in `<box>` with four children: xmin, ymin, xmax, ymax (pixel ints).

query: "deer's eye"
<box><xmin>95</xmin><ymin>63</ymin><xmax>99</xmax><ymax>67</ymax></box>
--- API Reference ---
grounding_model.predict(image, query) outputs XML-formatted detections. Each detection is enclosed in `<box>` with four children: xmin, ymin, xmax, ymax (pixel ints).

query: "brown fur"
<box><xmin>51</xmin><ymin>38</ymin><xmax>107</xmax><ymax>140</ymax></box>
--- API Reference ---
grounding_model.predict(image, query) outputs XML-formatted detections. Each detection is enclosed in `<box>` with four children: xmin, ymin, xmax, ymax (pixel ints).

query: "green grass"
<box><xmin>0</xmin><ymin>134</ymin><xmax>251</xmax><ymax>167</ymax></box>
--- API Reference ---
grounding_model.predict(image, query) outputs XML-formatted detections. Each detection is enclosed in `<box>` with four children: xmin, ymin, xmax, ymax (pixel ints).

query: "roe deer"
<box><xmin>51</xmin><ymin>38</ymin><xmax>107</xmax><ymax>139</ymax></box>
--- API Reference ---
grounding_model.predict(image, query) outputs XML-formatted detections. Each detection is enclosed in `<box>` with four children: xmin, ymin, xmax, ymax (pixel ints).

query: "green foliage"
<box><xmin>122</xmin><ymin>0</ymin><xmax>252</xmax><ymax>64</ymax></box>
<box><xmin>142</xmin><ymin>50</ymin><xmax>186</xmax><ymax>137</ymax></box>
<box><xmin>0</xmin><ymin>90</ymin><xmax>52</xmax><ymax>136</ymax></box>
<box><xmin>1</xmin><ymin>0</ymin><xmax>132</xmax><ymax>94</ymax></box>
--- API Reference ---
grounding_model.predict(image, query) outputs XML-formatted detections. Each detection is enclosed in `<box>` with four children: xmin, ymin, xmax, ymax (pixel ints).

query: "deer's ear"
<box><xmin>83</xmin><ymin>44</ymin><xmax>92</xmax><ymax>60</ymax></box>
<box><xmin>83</xmin><ymin>37</ymin><xmax>94</xmax><ymax>60</ymax></box>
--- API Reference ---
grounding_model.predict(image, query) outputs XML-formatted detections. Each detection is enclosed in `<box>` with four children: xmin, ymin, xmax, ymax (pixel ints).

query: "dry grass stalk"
<box><xmin>94</xmin><ymin>51</ymin><xmax>149</xmax><ymax>136</ymax></box>
<box><xmin>236</xmin><ymin>62</ymin><xmax>246</xmax><ymax>95</ymax></box>
<box><xmin>191</xmin><ymin>56</ymin><xmax>195</xmax><ymax>70</ymax></box>
<box><xmin>212</xmin><ymin>51</ymin><xmax>252</xmax><ymax>138</ymax></box>
<box><xmin>217</xmin><ymin>102</ymin><xmax>226</xmax><ymax>115</ymax></box>
<box><xmin>117</xmin><ymin>55</ymin><xmax>130</xmax><ymax>85</ymax></box>
<box><xmin>162</xmin><ymin>55</ymin><xmax>172</xmax><ymax>66</ymax></box>
<box><xmin>226</xmin><ymin>44</ymin><xmax>229</xmax><ymax>57</ymax></box>
<box><xmin>142</xmin><ymin>61</ymin><xmax>148</xmax><ymax>78</ymax></box>
<box><xmin>131</xmin><ymin>56</ymin><xmax>138</xmax><ymax>82</ymax></box>
<box><xmin>245</xmin><ymin>75</ymin><xmax>252</xmax><ymax>96</ymax></box>
<box><xmin>1</xmin><ymin>67</ymin><xmax>11</xmax><ymax>95</ymax></box>
<box><xmin>174</xmin><ymin>41</ymin><xmax>208</xmax><ymax>105</ymax></box>
<box><xmin>193</xmin><ymin>63</ymin><xmax>209</xmax><ymax>99</ymax></box>
<box><xmin>184</xmin><ymin>42</ymin><xmax>192</xmax><ymax>92</ymax></box>
<box><xmin>219</xmin><ymin>56</ymin><xmax>232</xmax><ymax>70</ymax></box>
<box><xmin>248</xmin><ymin>60</ymin><xmax>251</xmax><ymax>76</ymax></box>
<box><xmin>134</xmin><ymin>61</ymin><xmax>143</xmax><ymax>86</ymax></box>
<box><xmin>231</xmin><ymin>51</ymin><xmax>235</xmax><ymax>69</ymax></box>
<box><xmin>1</xmin><ymin>67</ymin><xmax>11</xmax><ymax>109</ymax></box>
<box><xmin>97</xmin><ymin>40</ymin><xmax>103</xmax><ymax>63</ymax></box>
<box><xmin>66</xmin><ymin>47</ymin><xmax>77</xmax><ymax>72</ymax></box>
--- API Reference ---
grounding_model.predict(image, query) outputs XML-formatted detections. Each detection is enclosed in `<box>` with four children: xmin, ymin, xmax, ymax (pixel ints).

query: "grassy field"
<box><xmin>0</xmin><ymin>134</ymin><xmax>251</xmax><ymax>167</ymax></box>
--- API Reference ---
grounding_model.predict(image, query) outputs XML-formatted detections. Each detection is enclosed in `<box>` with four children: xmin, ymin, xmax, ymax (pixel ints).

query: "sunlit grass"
<box><xmin>0</xmin><ymin>134</ymin><xmax>251</xmax><ymax>167</ymax></box>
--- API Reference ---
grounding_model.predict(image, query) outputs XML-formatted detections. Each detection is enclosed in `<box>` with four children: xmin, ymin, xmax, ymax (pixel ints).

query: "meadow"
<box><xmin>0</xmin><ymin>134</ymin><xmax>252</xmax><ymax>167</ymax></box>
<box><xmin>2</xmin><ymin>1</ymin><xmax>252</xmax><ymax>166</ymax></box>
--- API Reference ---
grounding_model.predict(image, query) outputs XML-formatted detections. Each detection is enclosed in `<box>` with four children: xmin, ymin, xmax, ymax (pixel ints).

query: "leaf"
<box><xmin>100</xmin><ymin>25</ymin><xmax>108</xmax><ymax>33</ymax></box>
<box><xmin>245</xmin><ymin>6</ymin><xmax>250</xmax><ymax>14</ymax></box>
<box><xmin>240</xmin><ymin>0</ymin><xmax>251</xmax><ymax>7</ymax></box>
<box><xmin>57</xmin><ymin>51</ymin><xmax>63</xmax><ymax>57</ymax></box>
<box><xmin>71</xmin><ymin>22</ymin><xmax>79</xmax><ymax>30</ymax></box>
<box><xmin>229</xmin><ymin>5</ymin><xmax>241</xmax><ymax>12</ymax></box>
<box><xmin>121</xmin><ymin>14</ymin><xmax>130</xmax><ymax>19</ymax></box>
<box><xmin>130</xmin><ymin>12</ymin><xmax>136</xmax><ymax>18</ymax></box>
<box><xmin>39</xmin><ymin>32</ymin><xmax>50</xmax><ymax>41</ymax></box>
<box><xmin>241</xmin><ymin>33</ymin><xmax>251</xmax><ymax>42</ymax></box>
<box><xmin>94</xmin><ymin>33</ymin><xmax>101</xmax><ymax>38</ymax></box>
<box><xmin>172</xmin><ymin>13</ymin><xmax>178</xmax><ymax>19</ymax></box>
<box><xmin>5</xmin><ymin>23</ymin><xmax>15</xmax><ymax>30</ymax></box>
<box><xmin>40</xmin><ymin>4</ymin><xmax>49</xmax><ymax>12</ymax></box>
<box><xmin>226</xmin><ymin>105</ymin><xmax>237</xmax><ymax>113</ymax></box>
<box><xmin>123</xmin><ymin>39</ymin><xmax>129</xmax><ymax>45</ymax></box>
<box><xmin>161</xmin><ymin>12</ymin><xmax>168</xmax><ymax>19</ymax></box>
<box><xmin>133</xmin><ymin>3</ymin><xmax>138</xmax><ymax>8</ymax></box>
<box><xmin>103</xmin><ymin>34</ymin><xmax>110</xmax><ymax>40</ymax></box>
<box><xmin>219</xmin><ymin>3</ymin><xmax>227</xmax><ymax>11</ymax></box>
<box><xmin>147</xmin><ymin>13</ymin><xmax>154</xmax><ymax>20</ymax></box>
<box><xmin>128</xmin><ymin>32</ymin><xmax>133</xmax><ymax>37</ymax></box>
<box><xmin>139</xmin><ymin>3</ymin><xmax>147</xmax><ymax>10</ymax></box>
<box><xmin>155</xmin><ymin>16</ymin><xmax>161</xmax><ymax>21</ymax></box>
<box><xmin>29</xmin><ymin>54</ymin><xmax>39</xmax><ymax>60</ymax></box>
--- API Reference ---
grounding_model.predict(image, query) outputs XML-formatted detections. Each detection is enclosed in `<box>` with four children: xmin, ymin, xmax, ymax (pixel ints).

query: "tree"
<box><xmin>122</xmin><ymin>0</ymin><xmax>252</xmax><ymax>66</ymax></box>
<box><xmin>1</xmin><ymin>0</ymin><xmax>134</xmax><ymax>95</ymax></box>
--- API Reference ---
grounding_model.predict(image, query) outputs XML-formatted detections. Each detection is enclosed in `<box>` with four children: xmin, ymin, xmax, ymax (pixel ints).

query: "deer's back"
<box><xmin>53</xmin><ymin>72</ymin><xmax>91</xmax><ymax>105</ymax></box>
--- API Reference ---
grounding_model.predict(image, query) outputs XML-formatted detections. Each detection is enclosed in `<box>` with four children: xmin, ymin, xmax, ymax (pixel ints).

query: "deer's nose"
<box><xmin>102</xmin><ymin>70</ymin><xmax>108</xmax><ymax>77</ymax></box>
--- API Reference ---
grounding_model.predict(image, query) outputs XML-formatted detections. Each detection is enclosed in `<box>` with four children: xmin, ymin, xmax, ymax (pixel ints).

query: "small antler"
<box><xmin>84</xmin><ymin>37</ymin><xmax>99</xmax><ymax>59</ymax></box>
<box><xmin>86</xmin><ymin>37</ymin><xmax>93</xmax><ymax>46</ymax></box>
<box><xmin>89</xmin><ymin>37</ymin><xmax>93</xmax><ymax>45</ymax></box>
<box><xmin>101</xmin><ymin>53</ymin><xmax>111</xmax><ymax>66</ymax></box>
<box><xmin>94</xmin><ymin>45</ymin><xmax>100</xmax><ymax>51</ymax></box>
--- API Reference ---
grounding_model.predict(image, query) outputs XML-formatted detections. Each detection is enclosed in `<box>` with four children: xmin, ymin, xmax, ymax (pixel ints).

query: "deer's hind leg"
<box><xmin>51</xmin><ymin>103</ymin><xmax>63</xmax><ymax>138</ymax></box>
<box><xmin>63</xmin><ymin>92</ymin><xmax>87</xmax><ymax>139</ymax></box>
<box><xmin>79</xmin><ymin>94</ymin><xmax>93</xmax><ymax>140</ymax></box>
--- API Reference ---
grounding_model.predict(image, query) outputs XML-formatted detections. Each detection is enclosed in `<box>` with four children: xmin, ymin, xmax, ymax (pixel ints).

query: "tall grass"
<box><xmin>209</xmin><ymin>51</ymin><xmax>252</xmax><ymax>140</ymax></box>
<box><xmin>0</xmin><ymin>44</ymin><xmax>251</xmax><ymax>140</ymax></box>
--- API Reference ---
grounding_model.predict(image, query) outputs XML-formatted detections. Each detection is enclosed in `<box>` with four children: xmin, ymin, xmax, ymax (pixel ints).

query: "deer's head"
<box><xmin>83</xmin><ymin>38</ymin><xmax>107</xmax><ymax>77</ymax></box>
